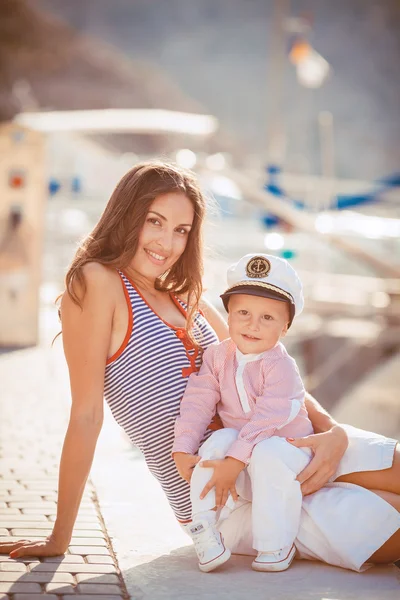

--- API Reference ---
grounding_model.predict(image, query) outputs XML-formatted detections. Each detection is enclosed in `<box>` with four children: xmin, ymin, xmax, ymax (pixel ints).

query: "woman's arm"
<box><xmin>199</xmin><ymin>296</ymin><xmax>229</xmax><ymax>341</ymax></box>
<box><xmin>2</xmin><ymin>263</ymin><xmax>115</xmax><ymax>558</ymax></box>
<box><xmin>304</xmin><ymin>391</ymin><xmax>338</xmax><ymax>432</ymax></box>
<box><xmin>288</xmin><ymin>391</ymin><xmax>349</xmax><ymax>495</ymax></box>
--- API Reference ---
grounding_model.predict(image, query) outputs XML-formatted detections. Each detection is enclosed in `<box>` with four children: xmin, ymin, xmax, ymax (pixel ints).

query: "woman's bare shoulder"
<box><xmin>62</xmin><ymin>263</ymin><xmax>120</xmax><ymax>309</ymax></box>
<box><xmin>81</xmin><ymin>262</ymin><xmax>119</xmax><ymax>286</ymax></box>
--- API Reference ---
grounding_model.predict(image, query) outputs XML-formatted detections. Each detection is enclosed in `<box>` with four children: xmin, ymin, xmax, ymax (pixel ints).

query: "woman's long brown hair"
<box><xmin>63</xmin><ymin>161</ymin><xmax>207</xmax><ymax>346</ymax></box>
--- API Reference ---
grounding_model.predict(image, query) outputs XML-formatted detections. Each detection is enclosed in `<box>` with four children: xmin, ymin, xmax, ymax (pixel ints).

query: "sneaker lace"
<box><xmin>192</xmin><ymin>526</ymin><xmax>221</xmax><ymax>555</ymax></box>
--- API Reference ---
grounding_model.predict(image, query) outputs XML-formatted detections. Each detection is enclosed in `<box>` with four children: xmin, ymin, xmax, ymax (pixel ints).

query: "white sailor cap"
<box><xmin>220</xmin><ymin>253</ymin><xmax>304</xmax><ymax>324</ymax></box>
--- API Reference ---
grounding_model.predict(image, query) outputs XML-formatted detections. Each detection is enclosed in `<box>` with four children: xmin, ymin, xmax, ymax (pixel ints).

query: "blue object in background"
<box><xmin>334</xmin><ymin>171</ymin><xmax>400</xmax><ymax>210</ymax></box>
<box><xmin>71</xmin><ymin>176</ymin><xmax>82</xmax><ymax>194</ymax></box>
<box><xmin>261</xmin><ymin>213</ymin><xmax>280</xmax><ymax>228</ymax></box>
<box><xmin>48</xmin><ymin>178</ymin><xmax>61</xmax><ymax>196</ymax></box>
<box><xmin>279</xmin><ymin>249</ymin><xmax>297</xmax><ymax>260</ymax></box>
<box><xmin>264</xmin><ymin>164</ymin><xmax>285</xmax><ymax>198</ymax></box>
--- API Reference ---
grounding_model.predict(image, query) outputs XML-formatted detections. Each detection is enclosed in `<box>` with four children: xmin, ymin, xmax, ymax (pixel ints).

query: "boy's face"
<box><xmin>227</xmin><ymin>294</ymin><xmax>290</xmax><ymax>355</ymax></box>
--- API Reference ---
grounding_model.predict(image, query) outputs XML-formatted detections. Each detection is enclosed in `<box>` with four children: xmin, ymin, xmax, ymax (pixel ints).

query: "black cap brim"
<box><xmin>220</xmin><ymin>285</ymin><xmax>295</xmax><ymax>326</ymax></box>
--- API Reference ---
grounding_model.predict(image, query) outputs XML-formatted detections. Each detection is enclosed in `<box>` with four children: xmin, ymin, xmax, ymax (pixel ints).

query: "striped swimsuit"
<box><xmin>103</xmin><ymin>271</ymin><xmax>218</xmax><ymax>522</ymax></box>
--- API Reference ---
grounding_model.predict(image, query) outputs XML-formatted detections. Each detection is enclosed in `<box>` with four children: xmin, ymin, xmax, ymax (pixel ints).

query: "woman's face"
<box><xmin>130</xmin><ymin>192</ymin><xmax>195</xmax><ymax>282</ymax></box>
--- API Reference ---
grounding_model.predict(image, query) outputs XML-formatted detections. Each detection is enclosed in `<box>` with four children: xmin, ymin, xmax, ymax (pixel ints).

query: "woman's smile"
<box><xmin>144</xmin><ymin>248</ymin><xmax>169</xmax><ymax>264</ymax></box>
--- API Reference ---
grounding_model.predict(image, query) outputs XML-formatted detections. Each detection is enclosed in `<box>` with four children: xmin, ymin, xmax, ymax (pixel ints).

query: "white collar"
<box><xmin>235</xmin><ymin>347</ymin><xmax>266</xmax><ymax>364</ymax></box>
<box><xmin>235</xmin><ymin>342</ymin><xmax>281</xmax><ymax>364</ymax></box>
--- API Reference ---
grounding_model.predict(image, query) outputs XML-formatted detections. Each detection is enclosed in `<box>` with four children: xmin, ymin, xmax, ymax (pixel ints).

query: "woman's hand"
<box><xmin>199</xmin><ymin>457</ymin><xmax>245</xmax><ymax>507</ymax></box>
<box><xmin>0</xmin><ymin>534</ymin><xmax>69</xmax><ymax>559</ymax></box>
<box><xmin>288</xmin><ymin>425</ymin><xmax>349</xmax><ymax>495</ymax></box>
<box><xmin>173</xmin><ymin>452</ymin><xmax>201</xmax><ymax>482</ymax></box>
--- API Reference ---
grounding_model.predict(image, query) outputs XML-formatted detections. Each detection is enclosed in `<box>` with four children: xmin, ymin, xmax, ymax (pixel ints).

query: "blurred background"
<box><xmin>1</xmin><ymin>0</ymin><xmax>399</xmax><ymax>422</ymax></box>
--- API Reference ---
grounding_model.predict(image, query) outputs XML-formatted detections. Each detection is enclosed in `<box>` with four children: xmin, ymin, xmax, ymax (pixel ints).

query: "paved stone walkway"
<box><xmin>1</xmin><ymin>344</ymin><xmax>399</xmax><ymax>600</ymax></box>
<box><xmin>0</xmin><ymin>347</ymin><xmax>129</xmax><ymax>600</ymax></box>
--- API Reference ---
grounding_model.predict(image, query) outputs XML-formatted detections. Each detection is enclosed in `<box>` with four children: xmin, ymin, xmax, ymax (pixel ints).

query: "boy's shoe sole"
<box><xmin>199</xmin><ymin>547</ymin><xmax>231</xmax><ymax>573</ymax></box>
<box><xmin>251</xmin><ymin>544</ymin><xmax>296</xmax><ymax>572</ymax></box>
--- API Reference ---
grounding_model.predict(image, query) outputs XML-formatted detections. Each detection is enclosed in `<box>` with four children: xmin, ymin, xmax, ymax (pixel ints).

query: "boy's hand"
<box><xmin>173</xmin><ymin>452</ymin><xmax>201</xmax><ymax>482</ymax></box>
<box><xmin>200</xmin><ymin>457</ymin><xmax>245</xmax><ymax>507</ymax></box>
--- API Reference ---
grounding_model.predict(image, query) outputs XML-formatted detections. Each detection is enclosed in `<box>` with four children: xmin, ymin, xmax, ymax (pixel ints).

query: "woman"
<box><xmin>1</xmin><ymin>161</ymin><xmax>399</xmax><ymax>569</ymax></box>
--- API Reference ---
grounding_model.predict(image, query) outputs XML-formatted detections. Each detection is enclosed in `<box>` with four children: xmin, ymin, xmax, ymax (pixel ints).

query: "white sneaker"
<box><xmin>252</xmin><ymin>544</ymin><xmax>296</xmax><ymax>572</ymax></box>
<box><xmin>189</xmin><ymin>520</ymin><xmax>231</xmax><ymax>572</ymax></box>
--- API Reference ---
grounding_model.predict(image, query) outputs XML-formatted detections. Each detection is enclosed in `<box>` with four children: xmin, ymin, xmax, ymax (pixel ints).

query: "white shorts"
<box><xmin>216</xmin><ymin>425</ymin><xmax>399</xmax><ymax>572</ymax></box>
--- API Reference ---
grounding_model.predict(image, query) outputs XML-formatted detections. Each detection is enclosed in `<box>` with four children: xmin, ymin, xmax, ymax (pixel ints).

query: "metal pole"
<box><xmin>318</xmin><ymin>110</ymin><xmax>335</xmax><ymax>211</ymax></box>
<box><xmin>267</xmin><ymin>0</ymin><xmax>290</xmax><ymax>165</ymax></box>
<box><xmin>318</xmin><ymin>110</ymin><xmax>335</xmax><ymax>180</ymax></box>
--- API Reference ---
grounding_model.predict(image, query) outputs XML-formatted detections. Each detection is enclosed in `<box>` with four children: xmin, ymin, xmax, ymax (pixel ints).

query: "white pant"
<box><xmin>191</xmin><ymin>428</ymin><xmax>312</xmax><ymax>551</ymax></box>
<box><xmin>186</xmin><ymin>425</ymin><xmax>400</xmax><ymax>571</ymax></box>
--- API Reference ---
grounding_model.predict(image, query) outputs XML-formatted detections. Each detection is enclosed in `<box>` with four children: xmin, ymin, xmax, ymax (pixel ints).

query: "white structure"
<box><xmin>0</xmin><ymin>123</ymin><xmax>46</xmax><ymax>346</ymax></box>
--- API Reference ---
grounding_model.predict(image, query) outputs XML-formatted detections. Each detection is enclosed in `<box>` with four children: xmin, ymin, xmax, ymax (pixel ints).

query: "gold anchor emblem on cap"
<box><xmin>246</xmin><ymin>256</ymin><xmax>271</xmax><ymax>278</ymax></box>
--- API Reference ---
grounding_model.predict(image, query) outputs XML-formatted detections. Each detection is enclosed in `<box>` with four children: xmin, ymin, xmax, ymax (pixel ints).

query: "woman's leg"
<box><xmin>219</xmin><ymin>485</ymin><xmax>400</xmax><ymax>569</ymax></box>
<box><xmin>367</xmin><ymin>490</ymin><xmax>400</xmax><ymax>563</ymax></box>
<box><xmin>336</xmin><ymin>444</ymin><xmax>400</xmax><ymax>495</ymax></box>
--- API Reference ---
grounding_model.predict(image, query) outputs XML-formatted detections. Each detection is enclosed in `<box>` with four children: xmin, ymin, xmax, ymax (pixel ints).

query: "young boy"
<box><xmin>172</xmin><ymin>253</ymin><xmax>314</xmax><ymax>573</ymax></box>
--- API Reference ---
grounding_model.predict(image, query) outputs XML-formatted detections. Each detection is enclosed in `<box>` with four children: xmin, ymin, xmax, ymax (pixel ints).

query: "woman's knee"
<box><xmin>336</xmin><ymin>444</ymin><xmax>400</xmax><ymax>494</ymax></box>
<box><xmin>199</xmin><ymin>428</ymin><xmax>239</xmax><ymax>459</ymax></box>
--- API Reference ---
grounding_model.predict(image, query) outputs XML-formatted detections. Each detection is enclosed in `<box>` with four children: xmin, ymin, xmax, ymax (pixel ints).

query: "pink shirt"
<box><xmin>173</xmin><ymin>338</ymin><xmax>313</xmax><ymax>464</ymax></box>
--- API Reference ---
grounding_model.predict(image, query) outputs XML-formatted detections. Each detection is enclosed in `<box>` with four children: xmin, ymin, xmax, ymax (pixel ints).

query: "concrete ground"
<box><xmin>1</xmin><ymin>344</ymin><xmax>399</xmax><ymax>599</ymax></box>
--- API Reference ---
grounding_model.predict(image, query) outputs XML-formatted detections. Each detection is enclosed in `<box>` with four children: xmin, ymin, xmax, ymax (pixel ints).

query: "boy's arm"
<box><xmin>172</xmin><ymin>344</ymin><xmax>221</xmax><ymax>456</ymax></box>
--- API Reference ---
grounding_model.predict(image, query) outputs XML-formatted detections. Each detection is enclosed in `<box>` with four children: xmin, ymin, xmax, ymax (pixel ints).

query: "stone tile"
<box><xmin>20</xmin><ymin>490</ymin><xmax>58</xmax><ymax>496</ymax></box>
<box><xmin>0</xmin><ymin>563</ymin><xmax>27</xmax><ymax>572</ymax></box>
<box><xmin>8</xmin><ymin>472</ymin><xmax>48</xmax><ymax>480</ymax></box>
<box><xmin>0</xmin><ymin>516</ymin><xmax>48</xmax><ymax>525</ymax></box>
<box><xmin>0</xmin><ymin>571</ymin><xmax>74</xmax><ymax>584</ymax></box>
<box><xmin>0</xmin><ymin>522</ymin><xmax>48</xmax><ymax>532</ymax></box>
<box><xmin>7</xmin><ymin>558</ymin><xmax>40</xmax><ymax>564</ymax></box>
<box><xmin>70</xmin><ymin>537</ymin><xmax>107</xmax><ymax>546</ymax></box>
<box><xmin>0</xmin><ymin>495</ymin><xmax>43</xmax><ymax>502</ymax></box>
<box><xmin>62</xmin><ymin>596</ymin><xmax>123</xmax><ymax>600</ymax></box>
<box><xmin>86</xmin><ymin>556</ymin><xmax>114</xmax><ymax>565</ymax></box>
<box><xmin>71</xmin><ymin>529</ymin><xmax>105</xmax><ymax>538</ymax></box>
<box><xmin>24</xmin><ymin>482</ymin><xmax>59</xmax><ymax>489</ymax></box>
<box><xmin>76</xmin><ymin>573</ymin><xmax>119</xmax><ymax>584</ymax></box>
<box><xmin>46</xmin><ymin>582</ymin><xmax>75</xmax><ymax>593</ymax></box>
<box><xmin>14</xmin><ymin>596</ymin><xmax>58</xmax><ymax>600</ymax></box>
<box><xmin>42</xmin><ymin>555</ymin><xmax>85</xmax><ymax>564</ymax></box>
<box><xmin>0</xmin><ymin>483</ymin><xmax>25</xmax><ymax>491</ymax></box>
<box><xmin>69</xmin><ymin>546</ymin><xmax>110</xmax><ymax>556</ymax></box>
<box><xmin>0</xmin><ymin>536</ymin><xmax>46</xmax><ymax>543</ymax></box>
<box><xmin>0</xmin><ymin>582</ymin><xmax>42</xmax><ymax>593</ymax></box>
<box><xmin>0</xmin><ymin>509</ymin><xmax>20</xmax><ymax>515</ymax></box>
<box><xmin>0</xmin><ymin>469</ymin><xmax>13</xmax><ymax>477</ymax></box>
<box><xmin>32</xmin><ymin>563</ymin><xmax>116</xmax><ymax>574</ymax></box>
<box><xmin>48</xmin><ymin>514</ymin><xmax>99</xmax><ymax>523</ymax></box>
<box><xmin>77</xmin><ymin>583</ymin><xmax>122</xmax><ymax>595</ymax></box>
<box><xmin>10</xmin><ymin>529</ymin><xmax>53</xmax><ymax>537</ymax></box>
<box><xmin>9</xmin><ymin>502</ymin><xmax>56</xmax><ymax>509</ymax></box>
<box><xmin>21</xmin><ymin>508</ymin><xmax>57</xmax><ymax>515</ymax></box>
